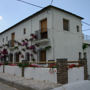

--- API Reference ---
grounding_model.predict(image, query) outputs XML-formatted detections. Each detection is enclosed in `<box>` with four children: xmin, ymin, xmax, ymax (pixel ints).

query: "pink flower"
<box><xmin>29</xmin><ymin>45</ymin><xmax>35</xmax><ymax>50</ymax></box>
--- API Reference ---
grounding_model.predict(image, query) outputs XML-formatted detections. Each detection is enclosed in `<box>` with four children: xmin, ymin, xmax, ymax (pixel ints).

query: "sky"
<box><xmin>0</xmin><ymin>0</ymin><xmax>90</xmax><ymax>35</ymax></box>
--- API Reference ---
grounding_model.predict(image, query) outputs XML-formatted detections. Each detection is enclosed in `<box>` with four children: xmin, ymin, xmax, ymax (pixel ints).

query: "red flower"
<box><xmin>29</xmin><ymin>64</ymin><xmax>41</xmax><ymax>67</ymax></box>
<box><xmin>69</xmin><ymin>64</ymin><xmax>76</xmax><ymax>68</ymax></box>
<box><xmin>8</xmin><ymin>64</ymin><xmax>17</xmax><ymax>66</ymax></box>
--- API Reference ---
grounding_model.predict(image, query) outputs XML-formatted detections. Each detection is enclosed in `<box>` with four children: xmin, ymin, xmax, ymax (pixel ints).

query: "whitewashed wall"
<box><xmin>5</xmin><ymin>66</ymin><xmax>21</xmax><ymax>77</ymax></box>
<box><xmin>68</xmin><ymin>67</ymin><xmax>84</xmax><ymax>83</ymax></box>
<box><xmin>0</xmin><ymin>7</ymin><xmax>83</xmax><ymax>62</ymax></box>
<box><xmin>0</xmin><ymin>66</ymin><xmax>3</xmax><ymax>72</ymax></box>
<box><xmin>86</xmin><ymin>47</ymin><xmax>90</xmax><ymax>79</ymax></box>
<box><xmin>0</xmin><ymin>65</ymin><xmax>84</xmax><ymax>83</ymax></box>
<box><xmin>24</xmin><ymin>67</ymin><xmax>57</xmax><ymax>83</ymax></box>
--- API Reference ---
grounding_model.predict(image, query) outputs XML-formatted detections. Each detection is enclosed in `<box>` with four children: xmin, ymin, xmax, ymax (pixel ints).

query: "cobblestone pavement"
<box><xmin>0</xmin><ymin>82</ymin><xmax>18</xmax><ymax>90</ymax></box>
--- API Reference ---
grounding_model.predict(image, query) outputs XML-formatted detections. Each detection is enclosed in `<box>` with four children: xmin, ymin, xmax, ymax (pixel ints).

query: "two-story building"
<box><xmin>0</xmin><ymin>5</ymin><xmax>84</xmax><ymax>64</ymax></box>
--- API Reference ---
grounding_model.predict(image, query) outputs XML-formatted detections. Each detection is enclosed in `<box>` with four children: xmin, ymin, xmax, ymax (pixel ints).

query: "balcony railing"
<box><xmin>35</xmin><ymin>29</ymin><xmax>48</xmax><ymax>40</ymax></box>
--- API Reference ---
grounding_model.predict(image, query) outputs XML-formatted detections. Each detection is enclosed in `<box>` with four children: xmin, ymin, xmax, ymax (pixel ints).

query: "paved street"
<box><xmin>0</xmin><ymin>82</ymin><xmax>18</xmax><ymax>90</ymax></box>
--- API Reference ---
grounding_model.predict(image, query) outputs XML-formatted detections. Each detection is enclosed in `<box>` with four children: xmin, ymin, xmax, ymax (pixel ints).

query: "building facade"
<box><xmin>0</xmin><ymin>5</ymin><xmax>84</xmax><ymax>63</ymax></box>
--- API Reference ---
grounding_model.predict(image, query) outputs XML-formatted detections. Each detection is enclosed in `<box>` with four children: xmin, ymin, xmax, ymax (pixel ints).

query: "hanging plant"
<box><xmin>22</xmin><ymin>41</ymin><xmax>28</xmax><ymax>46</ymax></box>
<box><xmin>18</xmin><ymin>51</ymin><xmax>22</xmax><ymax>55</ymax></box>
<box><xmin>25</xmin><ymin>38</ymin><xmax>29</xmax><ymax>42</ymax></box>
<box><xmin>30</xmin><ymin>33</ymin><xmax>34</xmax><ymax>37</ymax></box>
<box><xmin>29</xmin><ymin>38</ymin><xmax>33</xmax><ymax>41</ymax></box>
<box><xmin>2</xmin><ymin>49</ymin><xmax>8</xmax><ymax>55</ymax></box>
<box><xmin>5</xmin><ymin>44</ymin><xmax>9</xmax><ymax>47</ymax></box>
<box><xmin>35</xmin><ymin>44</ymin><xmax>40</xmax><ymax>47</ymax></box>
<box><xmin>22</xmin><ymin>40</ymin><xmax>25</xmax><ymax>42</ymax></box>
<box><xmin>33</xmin><ymin>50</ymin><xmax>37</xmax><ymax>54</ymax></box>
<box><xmin>44</xmin><ymin>46</ymin><xmax>51</xmax><ymax>50</ymax></box>
<box><xmin>0</xmin><ymin>46</ymin><xmax>2</xmax><ymax>48</ymax></box>
<box><xmin>14</xmin><ymin>46</ymin><xmax>19</xmax><ymax>50</ymax></box>
<box><xmin>29</xmin><ymin>45</ymin><xmax>35</xmax><ymax>50</ymax></box>
<box><xmin>18</xmin><ymin>42</ymin><xmax>22</xmax><ymax>46</ymax></box>
<box><xmin>30</xmin><ymin>54</ymin><xmax>33</xmax><ymax>57</ymax></box>
<box><xmin>21</xmin><ymin>54</ymin><xmax>24</xmax><ymax>58</ymax></box>
<box><xmin>22</xmin><ymin>48</ymin><xmax>26</xmax><ymax>51</ymax></box>
<box><xmin>26</xmin><ymin>47</ymin><xmax>29</xmax><ymax>50</ymax></box>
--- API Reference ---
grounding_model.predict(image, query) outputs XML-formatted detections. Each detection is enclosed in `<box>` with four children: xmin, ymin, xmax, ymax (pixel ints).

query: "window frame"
<box><xmin>63</xmin><ymin>18</ymin><xmax>69</xmax><ymax>31</ymax></box>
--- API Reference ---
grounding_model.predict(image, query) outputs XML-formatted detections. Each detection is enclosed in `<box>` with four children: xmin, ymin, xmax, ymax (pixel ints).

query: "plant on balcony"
<box><xmin>22</xmin><ymin>42</ymin><xmax>28</xmax><ymax>46</ymax></box>
<box><xmin>29</xmin><ymin>45</ymin><xmax>35</xmax><ymax>50</ymax></box>
<box><xmin>21</xmin><ymin>54</ymin><xmax>24</xmax><ymax>58</ymax></box>
<box><xmin>18</xmin><ymin>51</ymin><xmax>22</xmax><ymax>55</ymax></box>
<box><xmin>5</xmin><ymin>44</ymin><xmax>9</xmax><ymax>47</ymax></box>
<box><xmin>22</xmin><ymin>48</ymin><xmax>26</xmax><ymax>52</ymax></box>
<box><xmin>2</xmin><ymin>49</ymin><xmax>8</xmax><ymax>55</ymax></box>
<box><xmin>30</xmin><ymin>33</ymin><xmax>37</xmax><ymax>39</ymax></box>
<box><xmin>33</xmin><ymin>50</ymin><xmax>37</xmax><ymax>54</ymax></box>
<box><xmin>14</xmin><ymin>46</ymin><xmax>19</xmax><ymax>50</ymax></box>
<box><xmin>25</xmin><ymin>38</ymin><xmax>29</xmax><ymax>42</ymax></box>
<box><xmin>44</xmin><ymin>46</ymin><xmax>51</xmax><ymax>50</ymax></box>
<box><xmin>29</xmin><ymin>38</ymin><xmax>33</xmax><ymax>41</ymax></box>
<box><xmin>35</xmin><ymin>44</ymin><xmax>40</xmax><ymax>47</ymax></box>
<box><xmin>18</xmin><ymin>42</ymin><xmax>22</xmax><ymax>46</ymax></box>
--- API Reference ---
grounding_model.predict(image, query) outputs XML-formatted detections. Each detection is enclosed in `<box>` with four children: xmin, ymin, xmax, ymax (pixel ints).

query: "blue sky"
<box><xmin>0</xmin><ymin>0</ymin><xmax>90</xmax><ymax>35</ymax></box>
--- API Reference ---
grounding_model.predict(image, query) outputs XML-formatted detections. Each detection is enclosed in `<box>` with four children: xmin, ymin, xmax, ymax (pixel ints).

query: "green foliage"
<box><xmin>4</xmin><ymin>62</ymin><xmax>8</xmax><ymax>65</ymax></box>
<box><xmin>18</xmin><ymin>62</ymin><xmax>29</xmax><ymax>67</ymax></box>
<box><xmin>82</xmin><ymin>43</ymin><xmax>88</xmax><ymax>50</ymax></box>
<box><xmin>44</xmin><ymin>46</ymin><xmax>51</xmax><ymax>50</ymax></box>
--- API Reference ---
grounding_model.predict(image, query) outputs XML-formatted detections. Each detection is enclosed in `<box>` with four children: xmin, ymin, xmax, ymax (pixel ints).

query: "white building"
<box><xmin>0</xmin><ymin>5</ymin><xmax>84</xmax><ymax>63</ymax></box>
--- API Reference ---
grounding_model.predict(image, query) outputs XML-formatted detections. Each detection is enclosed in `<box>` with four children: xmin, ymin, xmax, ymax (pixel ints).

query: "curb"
<box><xmin>0</xmin><ymin>78</ymin><xmax>35</xmax><ymax>90</ymax></box>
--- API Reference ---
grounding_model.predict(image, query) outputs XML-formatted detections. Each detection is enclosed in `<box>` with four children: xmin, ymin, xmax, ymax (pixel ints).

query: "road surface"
<box><xmin>0</xmin><ymin>82</ymin><xmax>18</xmax><ymax>90</ymax></box>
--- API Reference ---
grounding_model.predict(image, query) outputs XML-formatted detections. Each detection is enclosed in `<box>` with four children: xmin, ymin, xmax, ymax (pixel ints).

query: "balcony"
<box><xmin>34</xmin><ymin>29</ymin><xmax>50</xmax><ymax>44</ymax></box>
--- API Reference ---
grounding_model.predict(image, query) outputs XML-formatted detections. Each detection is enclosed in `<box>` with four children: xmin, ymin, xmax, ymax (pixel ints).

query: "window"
<box><xmin>25</xmin><ymin>52</ymin><xmax>30</xmax><ymax>61</ymax></box>
<box><xmin>79</xmin><ymin>52</ymin><xmax>82</xmax><ymax>59</ymax></box>
<box><xmin>23</xmin><ymin>28</ymin><xmax>26</xmax><ymax>35</ymax></box>
<box><xmin>83</xmin><ymin>52</ymin><xmax>87</xmax><ymax>59</ymax></box>
<box><xmin>77</xmin><ymin>25</ymin><xmax>79</xmax><ymax>32</ymax></box>
<box><xmin>6</xmin><ymin>36</ymin><xmax>8</xmax><ymax>41</ymax></box>
<box><xmin>63</xmin><ymin>19</ymin><xmax>69</xmax><ymax>31</ymax></box>
<box><xmin>40</xmin><ymin>50</ymin><xmax>46</xmax><ymax>62</ymax></box>
<box><xmin>2</xmin><ymin>38</ymin><xmax>4</xmax><ymax>42</ymax></box>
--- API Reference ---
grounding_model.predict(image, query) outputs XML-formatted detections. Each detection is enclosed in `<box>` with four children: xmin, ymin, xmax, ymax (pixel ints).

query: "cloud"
<box><xmin>0</xmin><ymin>16</ymin><xmax>3</xmax><ymax>20</ymax></box>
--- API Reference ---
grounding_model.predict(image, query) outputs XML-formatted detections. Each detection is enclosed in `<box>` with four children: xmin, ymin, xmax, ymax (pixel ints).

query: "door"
<box><xmin>40</xmin><ymin>50</ymin><xmax>46</xmax><ymax>62</ymax></box>
<box><xmin>15</xmin><ymin>52</ymin><xmax>19</xmax><ymax>63</ymax></box>
<box><xmin>40</xmin><ymin>19</ymin><xmax>47</xmax><ymax>39</ymax></box>
<box><xmin>11</xmin><ymin>33</ymin><xmax>15</xmax><ymax>47</ymax></box>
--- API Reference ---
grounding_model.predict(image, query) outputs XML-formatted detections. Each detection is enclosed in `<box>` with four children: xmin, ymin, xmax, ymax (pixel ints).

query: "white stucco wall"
<box><xmin>68</xmin><ymin>67</ymin><xmax>84</xmax><ymax>83</ymax></box>
<box><xmin>85</xmin><ymin>45</ymin><xmax>90</xmax><ymax>76</ymax></box>
<box><xmin>5</xmin><ymin>66</ymin><xmax>21</xmax><ymax>77</ymax></box>
<box><xmin>51</xmin><ymin>8</ymin><xmax>83</xmax><ymax>60</ymax></box>
<box><xmin>24</xmin><ymin>67</ymin><xmax>57</xmax><ymax>83</ymax></box>
<box><xmin>0</xmin><ymin>6</ymin><xmax>83</xmax><ymax>62</ymax></box>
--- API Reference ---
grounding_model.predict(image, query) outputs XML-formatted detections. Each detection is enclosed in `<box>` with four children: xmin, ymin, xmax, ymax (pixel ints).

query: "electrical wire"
<box><xmin>51</xmin><ymin>0</ymin><xmax>53</xmax><ymax>5</ymax></box>
<box><xmin>83</xmin><ymin>29</ymin><xmax>90</xmax><ymax>31</ymax></box>
<box><xmin>82</xmin><ymin>21</ymin><xmax>90</xmax><ymax>26</ymax></box>
<box><xmin>17</xmin><ymin>0</ymin><xmax>43</xmax><ymax>8</ymax></box>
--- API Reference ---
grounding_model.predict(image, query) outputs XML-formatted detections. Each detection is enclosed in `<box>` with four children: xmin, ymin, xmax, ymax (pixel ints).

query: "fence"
<box><xmin>0</xmin><ymin>59</ymin><xmax>88</xmax><ymax>84</ymax></box>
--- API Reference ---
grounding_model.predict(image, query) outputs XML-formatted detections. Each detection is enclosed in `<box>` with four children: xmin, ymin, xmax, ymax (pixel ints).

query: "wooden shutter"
<box><xmin>40</xmin><ymin>50</ymin><xmax>46</xmax><ymax>62</ymax></box>
<box><xmin>41</xmin><ymin>19</ymin><xmax>47</xmax><ymax>32</ymax></box>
